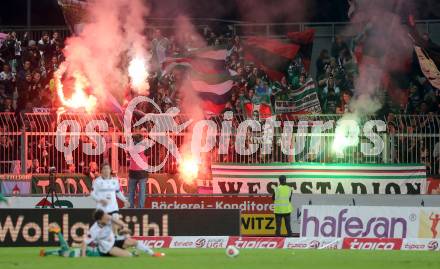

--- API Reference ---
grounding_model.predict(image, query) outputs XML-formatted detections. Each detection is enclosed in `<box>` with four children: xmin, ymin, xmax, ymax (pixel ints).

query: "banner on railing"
<box><xmin>212</xmin><ymin>163</ymin><xmax>427</xmax><ymax>195</ymax></box>
<box><xmin>31</xmin><ymin>174</ymin><xmax>92</xmax><ymax>194</ymax></box>
<box><xmin>28</xmin><ymin>173</ymin><xmax>202</xmax><ymax>195</ymax></box>
<box><xmin>274</xmin><ymin>78</ymin><xmax>321</xmax><ymax>114</ymax></box>
<box><xmin>143</xmin><ymin>174</ymin><xmax>200</xmax><ymax>194</ymax></box>
<box><xmin>300</xmin><ymin>206</ymin><xmax>440</xmax><ymax>239</ymax></box>
<box><xmin>0</xmin><ymin>174</ymin><xmax>32</xmax><ymax>195</ymax></box>
<box><xmin>110</xmin><ymin>173</ymin><xmax>204</xmax><ymax>194</ymax></box>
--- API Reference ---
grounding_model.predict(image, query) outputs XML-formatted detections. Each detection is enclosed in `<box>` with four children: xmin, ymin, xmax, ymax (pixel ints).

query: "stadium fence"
<box><xmin>0</xmin><ymin>112</ymin><xmax>439</xmax><ymax>176</ymax></box>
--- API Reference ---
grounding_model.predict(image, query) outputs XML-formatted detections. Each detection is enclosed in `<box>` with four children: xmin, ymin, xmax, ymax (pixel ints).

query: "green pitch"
<box><xmin>0</xmin><ymin>248</ymin><xmax>438</xmax><ymax>269</ymax></box>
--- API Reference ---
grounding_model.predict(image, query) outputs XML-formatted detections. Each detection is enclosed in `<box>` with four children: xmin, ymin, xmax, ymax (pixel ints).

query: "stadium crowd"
<box><xmin>0</xmin><ymin>31</ymin><xmax>63</xmax><ymax>113</ymax></box>
<box><xmin>1</xmin><ymin>27</ymin><xmax>440</xmax><ymax>175</ymax></box>
<box><xmin>0</xmin><ymin>28</ymin><xmax>439</xmax><ymax>117</ymax></box>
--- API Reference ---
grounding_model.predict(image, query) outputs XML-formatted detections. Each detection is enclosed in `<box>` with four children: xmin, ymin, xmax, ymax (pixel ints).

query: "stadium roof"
<box><xmin>0</xmin><ymin>0</ymin><xmax>440</xmax><ymax>26</ymax></box>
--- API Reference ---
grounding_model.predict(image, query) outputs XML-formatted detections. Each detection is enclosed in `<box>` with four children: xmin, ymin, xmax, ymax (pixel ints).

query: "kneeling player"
<box><xmin>0</xmin><ymin>194</ymin><xmax>9</xmax><ymax>205</ymax></box>
<box><xmin>82</xmin><ymin>209</ymin><xmax>165</xmax><ymax>257</ymax></box>
<box><xmin>40</xmin><ymin>225</ymin><xmax>101</xmax><ymax>258</ymax></box>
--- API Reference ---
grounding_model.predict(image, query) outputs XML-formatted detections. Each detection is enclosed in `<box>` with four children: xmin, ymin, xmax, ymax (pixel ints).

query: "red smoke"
<box><xmin>57</xmin><ymin>0</ymin><xmax>151</xmax><ymax>110</ymax></box>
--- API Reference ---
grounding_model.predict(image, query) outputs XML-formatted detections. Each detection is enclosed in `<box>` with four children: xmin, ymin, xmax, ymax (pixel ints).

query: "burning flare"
<box><xmin>332</xmin><ymin>118</ymin><xmax>360</xmax><ymax>156</ymax></box>
<box><xmin>55</xmin><ymin>64</ymin><xmax>98</xmax><ymax>113</ymax></box>
<box><xmin>128</xmin><ymin>56</ymin><xmax>149</xmax><ymax>94</ymax></box>
<box><xmin>178</xmin><ymin>156</ymin><xmax>199</xmax><ymax>183</ymax></box>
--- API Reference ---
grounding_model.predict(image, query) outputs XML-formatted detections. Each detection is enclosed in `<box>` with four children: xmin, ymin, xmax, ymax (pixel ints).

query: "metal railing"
<box><xmin>0</xmin><ymin>112</ymin><xmax>439</xmax><ymax>177</ymax></box>
<box><xmin>232</xmin><ymin>20</ymin><xmax>440</xmax><ymax>38</ymax></box>
<box><xmin>2</xmin><ymin>19</ymin><xmax>440</xmax><ymax>40</ymax></box>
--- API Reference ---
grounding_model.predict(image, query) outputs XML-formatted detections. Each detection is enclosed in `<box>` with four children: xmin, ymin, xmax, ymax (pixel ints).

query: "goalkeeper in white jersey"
<box><xmin>91</xmin><ymin>162</ymin><xmax>129</xmax><ymax>218</ymax></box>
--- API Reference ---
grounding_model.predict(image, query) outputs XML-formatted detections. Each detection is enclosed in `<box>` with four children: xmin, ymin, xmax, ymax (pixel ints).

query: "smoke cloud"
<box><xmin>173</xmin><ymin>15</ymin><xmax>205</xmax><ymax>120</ymax></box>
<box><xmin>59</xmin><ymin>0</ymin><xmax>150</xmax><ymax>105</ymax></box>
<box><xmin>237</xmin><ymin>0</ymin><xmax>314</xmax><ymax>23</ymax></box>
<box><xmin>346</xmin><ymin>0</ymin><xmax>414</xmax><ymax>115</ymax></box>
<box><xmin>333</xmin><ymin>0</ymin><xmax>415</xmax><ymax>154</ymax></box>
<box><xmin>171</xmin><ymin>15</ymin><xmax>208</xmax><ymax>164</ymax></box>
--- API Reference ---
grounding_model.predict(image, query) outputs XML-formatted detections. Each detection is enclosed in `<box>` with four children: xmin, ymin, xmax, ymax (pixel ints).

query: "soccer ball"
<box><xmin>225</xmin><ymin>245</ymin><xmax>239</xmax><ymax>258</ymax></box>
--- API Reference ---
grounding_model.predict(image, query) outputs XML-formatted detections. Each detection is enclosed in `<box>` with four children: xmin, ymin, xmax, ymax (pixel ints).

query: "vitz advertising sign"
<box><xmin>300</xmin><ymin>206</ymin><xmax>440</xmax><ymax>239</ymax></box>
<box><xmin>146</xmin><ymin>196</ymin><xmax>281</xmax><ymax>236</ymax></box>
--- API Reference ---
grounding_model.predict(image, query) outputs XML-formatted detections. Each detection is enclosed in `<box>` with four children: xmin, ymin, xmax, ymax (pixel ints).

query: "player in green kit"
<box><xmin>0</xmin><ymin>194</ymin><xmax>9</xmax><ymax>205</ymax></box>
<box><xmin>39</xmin><ymin>225</ymin><xmax>101</xmax><ymax>258</ymax></box>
